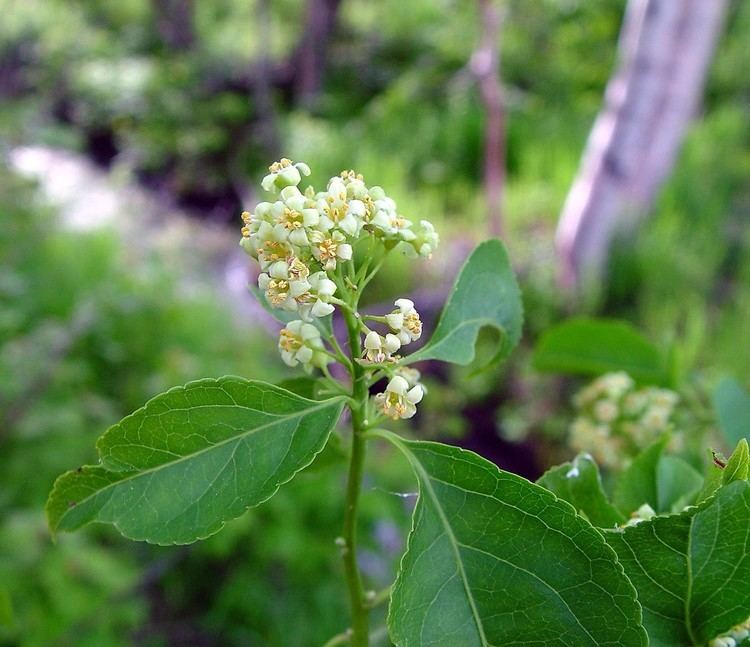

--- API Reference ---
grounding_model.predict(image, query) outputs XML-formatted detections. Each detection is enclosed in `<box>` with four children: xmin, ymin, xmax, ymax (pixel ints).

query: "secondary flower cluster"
<box><xmin>362</xmin><ymin>299</ymin><xmax>423</xmax><ymax>365</ymax></box>
<box><xmin>241</xmin><ymin>159</ymin><xmax>436</xmax><ymax>419</ymax></box>
<box><xmin>569</xmin><ymin>372</ymin><xmax>679</xmax><ymax>469</ymax></box>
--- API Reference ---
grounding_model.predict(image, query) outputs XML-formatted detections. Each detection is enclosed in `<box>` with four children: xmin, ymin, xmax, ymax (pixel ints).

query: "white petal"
<box><xmin>339</xmin><ymin>214</ymin><xmax>359</xmax><ymax>237</ymax></box>
<box><xmin>257</xmin><ymin>273</ymin><xmax>270</xmax><ymax>290</ymax></box>
<box><xmin>278</xmin><ymin>166</ymin><xmax>301</xmax><ymax>187</ymax></box>
<box><xmin>295</xmin><ymin>161</ymin><xmax>311</xmax><ymax>176</ymax></box>
<box><xmin>387</xmin><ymin>376</ymin><xmax>409</xmax><ymax>396</ymax></box>
<box><xmin>347</xmin><ymin>200</ymin><xmax>365</xmax><ymax>216</ymax></box>
<box><xmin>300</xmin><ymin>323</ymin><xmax>320</xmax><ymax>341</ymax></box>
<box><xmin>311</xmin><ymin>300</ymin><xmax>335</xmax><ymax>317</ymax></box>
<box><xmin>385</xmin><ymin>312</ymin><xmax>404</xmax><ymax>331</ymax></box>
<box><xmin>407</xmin><ymin>385</ymin><xmax>424</xmax><ymax>405</ymax></box>
<box><xmin>280</xmin><ymin>186</ymin><xmax>303</xmax><ymax>203</ymax></box>
<box><xmin>337</xmin><ymin>243</ymin><xmax>353</xmax><ymax>260</ymax></box>
<box><xmin>297</xmin><ymin>346</ymin><xmax>313</xmax><ymax>363</ymax></box>
<box><xmin>289</xmin><ymin>279</ymin><xmax>311</xmax><ymax>298</ymax></box>
<box><xmin>281</xmin><ymin>351</ymin><xmax>298</xmax><ymax>367</ymax></box>
<box><xmin>302</xmin><ymin>209</ymin><xmax>320</xmax><ymax>227</ymax></box>
<box><xmin>394</xmin><ymin>298</ymin><xmax>414</xmax><ymax>313</ymax></box>
<box><xmin>383</xmin><ymin>334</ymin><xmax>401</xmax><ymax>353</ymax></box>
<box><xmin>268</xmin><ymin>261</ymin><xmax>289</xmax><ymax>279</ymax></box>
<box><xmin>289</xmin><ymin>229</ymin><xmax>309</xmax><ymax>247</ymax></box>
<box><xmin>364</xmin><ymin>331</ymin><xmax>382</xmax><ymax>350</ymax></box>
<box><xmin>286</xmin><ymin>320</ymin><xmax>303</xmax><ymax>334</ymax></box>
<box><xmin>402</xmin><ymin>402</ymin><xmax>417</xmax><ymax>419</ymax></box>
<box><xmin>261</xmin><ymin>174</ymin><xmax>276</xmax><ymax>192</ymax></box>
<box><xmin>315</xmin><ymin>278</ymin><xmax>337</xmax><ymax>298</ymax></box>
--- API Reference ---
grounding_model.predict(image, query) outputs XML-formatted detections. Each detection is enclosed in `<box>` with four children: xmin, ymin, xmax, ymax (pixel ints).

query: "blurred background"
<box><xmin>1</xmin><ymin>0</ymin><xmax>749</xmax><ymax>644</ymax></box>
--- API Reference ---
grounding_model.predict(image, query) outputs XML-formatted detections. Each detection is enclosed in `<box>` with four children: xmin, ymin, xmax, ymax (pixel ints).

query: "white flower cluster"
<box><xmin>241</xmin><ymin>159</ymin><xmax>435</xmax><ymax>414</ymax></box>
<box><xmin>361</xmin><ymin>298</ymin><xmax>424</xmax><ymax>367</ymax></box>
<box><xmin>711</xmin><ymin>618</ymin><xmax>750</xmax><ymax>647</ymax></box>
<box><xmin>241</xmin><ymin>161</ymin><xmax>439</xmax><ymax>323</ymax></box>
<box><xmin>569</xmin><ymin>372</ymin><xmax>679</xmax><ymax>469</ymax></box>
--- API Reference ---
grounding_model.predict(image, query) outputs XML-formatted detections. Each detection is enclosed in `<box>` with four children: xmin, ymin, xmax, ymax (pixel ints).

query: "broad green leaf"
<box><xmin>606</xmin><ymin>481</ymin><xmax>750</xmax><ymax>646</ymax></box>
<box><xmin>375</xmin><ymin>433</ymin><xmax>647</xmax><ymax>647</ymax></box>
<box><xmin>724</xmin><ymin>439</ymin><xmax>750</xmax><ymax>484</ymax></box>
<box><xmin>46</xmin><ymin>377</ymin><xmax>345</xmax><ymax>544</ymax></box>
<box><xmin>656</xmin><ymin>456</ymin><xmax>703</xmax><ymax>513</ymax></box>
<box><xmin>613</xmin><ymin>436</ymin><xmax>669</xmax><ymax>515</ymax></box>
<box><xmin>537</xmin><ymin>453</ymin><xmax>625</xmax><ymax>527</ymax></box>
<box><xmin>275</xmin><ymin>376</ymin><xmax>322</xmax><ymax>400</ymax></box>
<box><xmin>406</xmin><ymin>239</ymin><xmax>523</xmax><ymax>366</ymax></box>
<box><xmin>532</xmin><ymin>317</ymin><xmax>667</xmax><ymax>384</ymax></box>
<box><xmin>713</xmin><ymin>377</ymin><xmax>750</xmax><ymax>448</ymax></box>
<box><xmin>696</xmin><ymin>460</ymin><xmax>724</xmax><ymax>505</ymax></box>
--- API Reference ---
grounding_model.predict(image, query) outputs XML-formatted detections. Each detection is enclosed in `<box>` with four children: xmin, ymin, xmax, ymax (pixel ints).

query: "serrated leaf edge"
<box><xmin>372</xmin><ymin>431</ymin><xmax>646</xmax><ymax>647</ymax></box>
<box><xmin>47</xmin><ymin>376</ymin><xmax>345</xmax><ymax>545</ymax></box>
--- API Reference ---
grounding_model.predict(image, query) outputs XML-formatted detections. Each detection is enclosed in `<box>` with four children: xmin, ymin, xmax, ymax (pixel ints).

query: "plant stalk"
<box><xmin>341</xmin><ymin>305</ymin><xmax>370</xmax><ymax>646</ymax></box>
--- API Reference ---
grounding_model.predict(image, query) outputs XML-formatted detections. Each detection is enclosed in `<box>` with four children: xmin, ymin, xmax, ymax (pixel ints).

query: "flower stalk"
<box><xmin>238</xmin><ymin>159</ymin><xmax>438</xmax><ymax>644</ymax></box>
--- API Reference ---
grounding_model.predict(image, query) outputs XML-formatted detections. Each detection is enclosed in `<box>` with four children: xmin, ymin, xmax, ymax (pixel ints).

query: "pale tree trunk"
<box><xmin>555</xmin><ymin>0</ymin><xmax>729</xmax><ymax>289</ymax></box>
<box><xmin>471</xmin><ymin>0</ymin><xmax>505</xmax><ymax>238</ymax></box>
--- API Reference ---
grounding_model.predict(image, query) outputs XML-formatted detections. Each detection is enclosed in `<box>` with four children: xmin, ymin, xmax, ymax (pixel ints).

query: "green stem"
<box><xmin>364</xmin><ymin>584</ymin><xmax>392</xmax><ymax>609</ymax></box>
<box><xmin>341</xmin><ymin>305</ymin><xmax>370</xmax><ymax>646</ymax></box>
<box><xmin>322</xmin><ymin>630</ymin><xmax>352</xmax><ymax>647</ymax></box>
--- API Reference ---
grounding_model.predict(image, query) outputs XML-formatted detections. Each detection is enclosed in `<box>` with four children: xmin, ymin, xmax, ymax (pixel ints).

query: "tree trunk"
<box><xmin>292</xmin><ymin>0</ymin><xmax>343</xmax><ymax>106</ymax></box>
<box><xmin>153</xmin><ymin>0</ymin><xmax>195</xmax><ymax>51</ymax></box>
<box><xmin>471</xmin><ymin>0</ymin><xmax>505</xmax><ymax>238</ymax></box>
<box><xmin>555</xmin><ymin>0</ymin><xmax>729</xmax><ymax>289</ymax></box>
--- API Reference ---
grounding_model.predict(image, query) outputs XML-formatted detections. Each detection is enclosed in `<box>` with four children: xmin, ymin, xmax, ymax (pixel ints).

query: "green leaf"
<box><xmin>537</xmin><ymin>453</ymin><xmax>625</xmax><ymax>527</ymax></box>
<box><xmin>696</xmin><ymin>460</ymin><xmax>724</xmax><ymax>505</ymax></box>
<box><xmin>406</xmin><ymin>239</ymin><xmax>523</xmax><ymax>366</ymax></box>
<box><xmin>375</xmin><ymin>433</ymin><xmax>647</xmax><ymax>646</ymax></box>
<box><xmin>46</xmin><ymin>377</ymin><xmax>345</xmax><ymax>544</ymax></box>
<box><xmin>656</xmin><ymin>456</ymin><xmax>703</xmax><ymax>513</ymax></box>
<box><xmin>532</xmin><ymin>317</ymin><xmax>667</xmax><ymax>384</ymax></box>
<box><xmin>606</xmin><ymin>481</ymin><xmax>750</xmax><ymax>646</ymax></box>
<box><xmin>613</xmin><ymin>436</ymin><xmax>669</xmax><ymax>515</ymax></box>
<box><xmin>724</xmin><ymin>439</ymin><xmax>750</xmax><ymax>485</ymax></box>
<box><xmin>697</xmin><ymin>441</ymin><xmax>750</xmax><ymax>504</ymax></box>
<box><xmin>714</xmin><ymin>377</ymin><xmax>750</xmax><ymax>448</ymax></box>
<box><xmin>275</xmin><ymin>376</ymin><xmax>322</xmax><ymax>400</ymax></box>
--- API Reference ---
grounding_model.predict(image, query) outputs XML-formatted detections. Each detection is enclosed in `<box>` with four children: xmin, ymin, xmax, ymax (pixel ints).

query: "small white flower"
<box><xmin>278</xmin><ymin>320</ymin><xmax>328</xmax><ymax>372</ymax></box>
<box><xmin>375</xmin><ymin>376</ymin><xmax>424</xmax><ymax>420</ymax></box>
<box><xmin>261</xmin><ymin>158</ymin><xmax>311</xmax><ymax>193</ymax></box>
<box><xmin>385</xmin><ymin>298</ymin><xmax>423</xmax><ymax>345</ymax></box>
<box><xmin>296</xmin><ymin>271</ymin><xmax>338</xmax><ymax>321</ymax></box>
<box><xmin>310</xmin><ymin>230</ymin><xmax>353</xmax><ymax>271</ymax></box>
<box><xmin>362</xmin><ymin>330</ymin><xmax>401</xmax><ymax>363</ymax></box>
<box><xmin>593</xmin><ymin>400</ymin><xmax>618</xmax><ymax>423</ymax></box>
<box><xmin>414</xmin><ymin>219</ymin><xmax>439</xmax><ymax>257</ymax></box>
